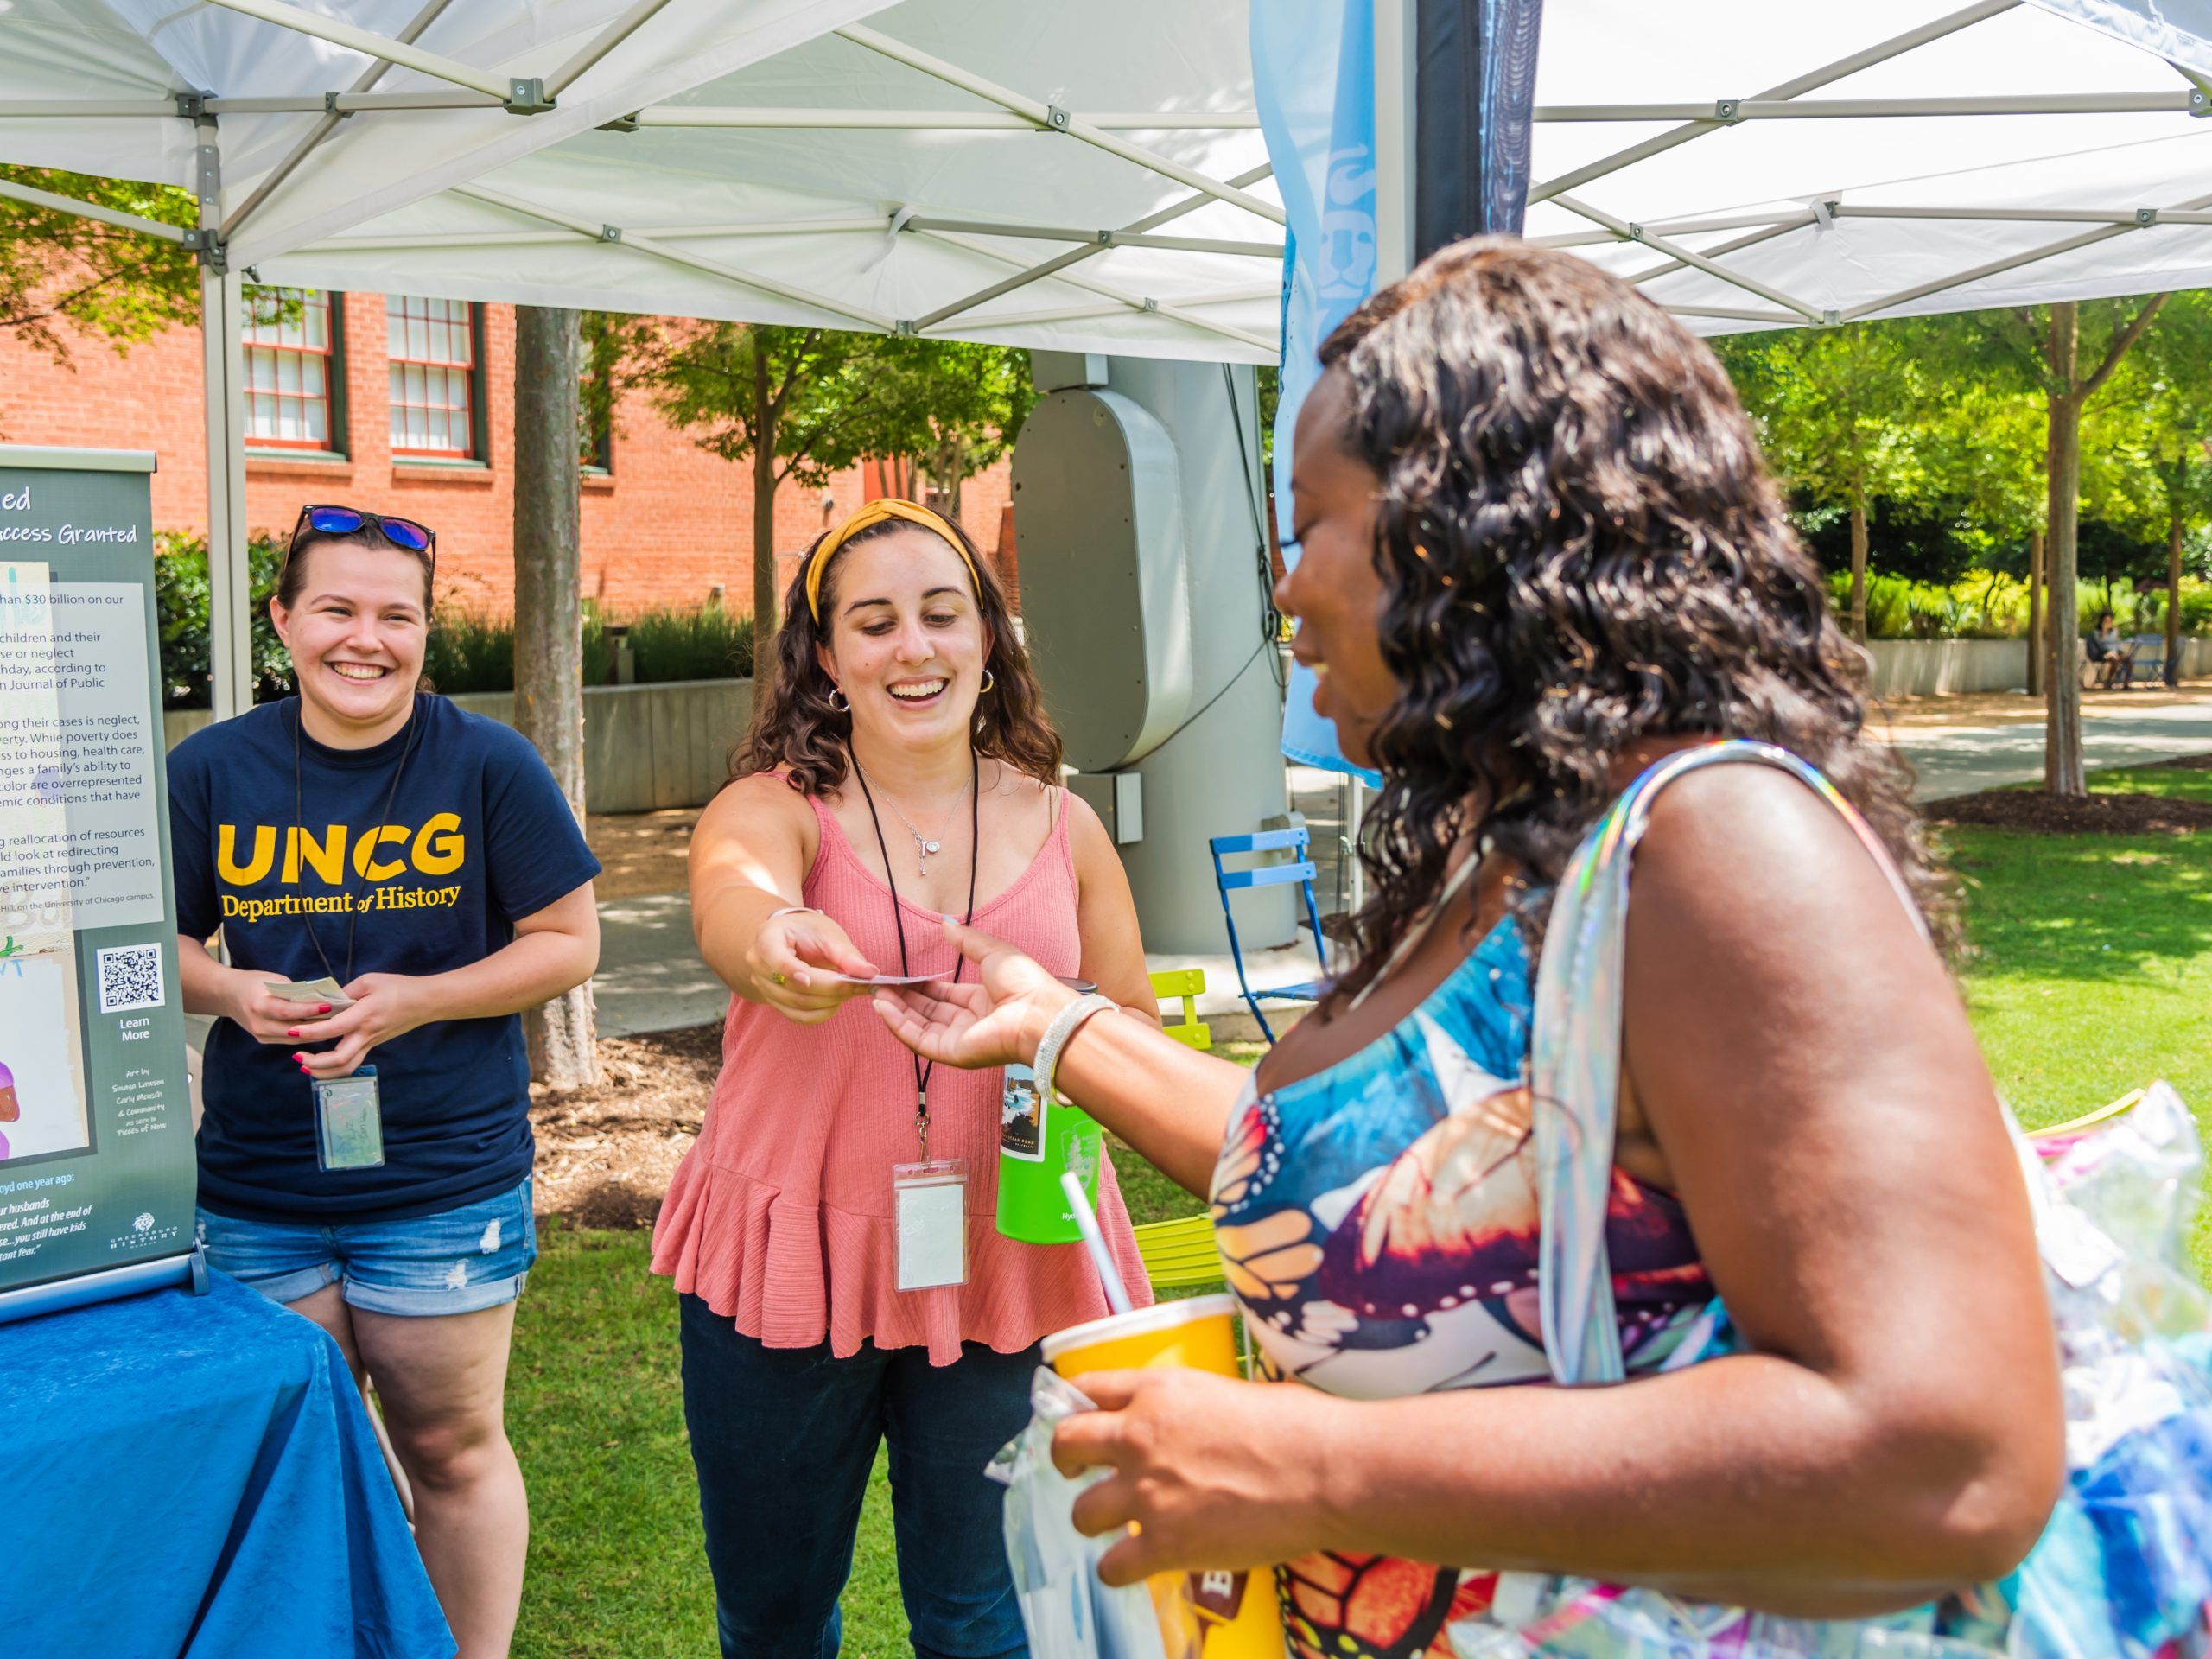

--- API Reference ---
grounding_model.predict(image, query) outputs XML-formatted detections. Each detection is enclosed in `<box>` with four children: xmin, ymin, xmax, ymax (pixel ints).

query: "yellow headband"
<box><xmin>804</xmin><ymin>497</ymin><xmax>978</xmax><ymax>623</ymax></box>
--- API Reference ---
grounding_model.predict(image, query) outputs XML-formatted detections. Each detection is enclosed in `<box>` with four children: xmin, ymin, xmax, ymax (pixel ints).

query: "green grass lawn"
<box><xmin>511</xmin><ymin>763</ymin><xmax>2212</xmax><ymax>1657</ymax></box>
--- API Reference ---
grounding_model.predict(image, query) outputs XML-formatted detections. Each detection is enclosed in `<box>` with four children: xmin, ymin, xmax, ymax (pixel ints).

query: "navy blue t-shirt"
<box><xmin>168</xmin><ymin>695</ymin><xmax>601</xmax><ymax>1223</ymax></box>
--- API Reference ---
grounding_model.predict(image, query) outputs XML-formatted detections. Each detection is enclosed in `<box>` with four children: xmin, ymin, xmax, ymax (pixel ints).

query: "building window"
<box><xmin>387</xmin><ymin>296</ymin><xmax>480</xmax><ymax>459</ymax></box>
<box><xmin>243</xmin><ymin>288</ymin><xmax>341</xmax><ymax>451</ymax></box>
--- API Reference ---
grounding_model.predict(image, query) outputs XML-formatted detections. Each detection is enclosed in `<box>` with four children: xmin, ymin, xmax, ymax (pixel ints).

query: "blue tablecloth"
<box><xmin>0</xmin><ymin>1270</ymin><xmax>454</xmax><ymax>1659</ymax></box>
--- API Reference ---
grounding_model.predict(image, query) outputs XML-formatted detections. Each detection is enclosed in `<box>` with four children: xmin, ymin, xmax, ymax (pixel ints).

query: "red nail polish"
<box><xmin>317</xmin><ymin>1004</ymin><xmax>331</xmax><ymax>1014</ymax></box>
<box><xmin>286</xmin><ymin>1028</ymin><xmax>299</xmax><ymax>1038</ymax></box>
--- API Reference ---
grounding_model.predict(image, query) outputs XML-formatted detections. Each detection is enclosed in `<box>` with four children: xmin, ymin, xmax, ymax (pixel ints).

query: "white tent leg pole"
<box><xmin>1373</xmin><ymin>0</ymin><xmax>1415</xmax><ymax>285</ymax></box>
<box><xmin>1347</xmin><ymin>776</ymin><xmax>1366</xmax><ymax>918</ymax></box>
<box><xmin>197</xmin><ymin>124</ymin><xmax>251</xmax><ymax>725</ymax></box>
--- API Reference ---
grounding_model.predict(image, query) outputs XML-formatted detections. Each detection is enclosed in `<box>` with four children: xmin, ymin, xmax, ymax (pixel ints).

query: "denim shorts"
<box><xmin>195</xmin><ymin>1177</ymin><xmax>537</xmax><ymax>1318</ymax></box>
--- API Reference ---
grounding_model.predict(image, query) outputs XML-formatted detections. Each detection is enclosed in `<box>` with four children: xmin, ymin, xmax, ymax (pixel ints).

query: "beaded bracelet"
<box><xmin>1035</xmin><ymin>993</ymin><xmax>1116</xmax><ymax>1105</ymax></box>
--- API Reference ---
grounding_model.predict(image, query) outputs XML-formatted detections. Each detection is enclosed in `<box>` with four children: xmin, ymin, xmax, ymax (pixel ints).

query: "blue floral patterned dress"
<box><xmin>1210</xmin><ymin>741</ymin><xmax>2212</xmax><ymax>1659</ymax></box>
<box><xmin>1210</xmin><ymin>910</ymin><xmax>1713</xmax><ymax>1659</ymax></box>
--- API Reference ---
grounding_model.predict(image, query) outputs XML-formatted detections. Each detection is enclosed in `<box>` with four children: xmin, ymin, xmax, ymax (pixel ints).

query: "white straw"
<box><xmin>1061</xmin><ymin>1171</ymin><xmax>1133</xmax><ymax>1315</ymax></box>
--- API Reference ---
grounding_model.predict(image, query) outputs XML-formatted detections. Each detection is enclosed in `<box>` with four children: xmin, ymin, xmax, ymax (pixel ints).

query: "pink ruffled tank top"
<box><xmin>652</xmin><ymin>786</ymin><xmax>1154</xmax><ymax>1366</ymax></box>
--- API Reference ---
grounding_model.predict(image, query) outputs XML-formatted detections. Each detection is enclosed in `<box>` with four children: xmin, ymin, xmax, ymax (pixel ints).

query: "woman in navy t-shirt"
<box><xmin>169</xmin><ymin>506</ymin><xmax>600</xmax><ymax>1658</ymax></box>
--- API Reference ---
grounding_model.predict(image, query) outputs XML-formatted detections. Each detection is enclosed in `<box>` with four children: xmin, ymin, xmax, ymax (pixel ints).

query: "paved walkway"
<box><xmin>1891</xmin><ymin>694</ymin><xmax>2212</xmax><ymax>800</ymax></box>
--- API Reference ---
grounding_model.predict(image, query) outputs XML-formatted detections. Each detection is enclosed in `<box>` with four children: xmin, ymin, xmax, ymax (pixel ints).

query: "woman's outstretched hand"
<box><xmin>749</xmin><ymin>907</ymin><xmax>881</xmax><ymax>1026</ymax></box>
<box><xmin>873</xmin><ymin>917</ymin><xmax>1077</xmax><ymax>1070</ymax></box>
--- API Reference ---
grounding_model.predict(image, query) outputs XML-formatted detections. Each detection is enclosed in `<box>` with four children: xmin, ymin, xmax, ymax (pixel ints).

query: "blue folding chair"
<box><xmin>1209</xmin><ymin>827</ymin><xmax>1328</xmax><ymax>1044</ymax></box>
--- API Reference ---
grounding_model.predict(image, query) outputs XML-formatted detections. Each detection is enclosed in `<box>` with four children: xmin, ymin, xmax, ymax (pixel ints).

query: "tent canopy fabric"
<box><xmin>1533</xmin><ymin>0</ymin><xmax>2212</xmax><ymax>332</ymax></box>
<box><xmin>3</xmin><ymin>1</ymin><xmax>2211</xmax><ymax>359</ymax></box>
<box><xmin>257</xmin><ymin>0</ymin><xmax>1284</xmax><ymax>362</ymax></box>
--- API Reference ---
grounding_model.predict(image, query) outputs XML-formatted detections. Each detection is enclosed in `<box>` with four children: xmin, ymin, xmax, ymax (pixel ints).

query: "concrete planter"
<box><xmin>1859</xmin><ymin>635</ymin><xmax>2212</xmax><ymax>700</ymax></box>
<box><xmin>162</xmin><ymin>677</ymin><xmax>754</xmax><ymax>814</ymax></box>
<box><xmin>1862</xmin><ymin>639</ymin><xmax>2028</xmax><ymax>699</ymax></box>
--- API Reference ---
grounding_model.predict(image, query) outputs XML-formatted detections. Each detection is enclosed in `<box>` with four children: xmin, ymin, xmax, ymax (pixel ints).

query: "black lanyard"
<box><xmin>293</xmin><ymin>695</ymin><xmax>420</xmax><ymax>986</ymax></box>
<box><xmin>852</xmin><ymin>748</ymin><xmax>980</xmax><ymax>1162</ymax></box>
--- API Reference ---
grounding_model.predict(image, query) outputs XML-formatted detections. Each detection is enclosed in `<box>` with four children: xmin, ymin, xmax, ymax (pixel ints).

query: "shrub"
<box><xmin>1831</xmin><ymin>569</ymin><xmax>2030</xmax><ymax>640</ymax></box>
<box><xmin>595</xmin><ymin>603</ymin><xmax>753</xmax><ymax>685</ymax></box>
<box><xmin>153</xmin><ymin>531</ymin><xmax>293</xmax><ymax>709</ymax></box>
<box><xmin>422</xmin><ymin>609</ymin><xmax>518</xmax><ymax>696</ymax></box>
<box><xmin>425</xmin><ymin>603</ymin><xmax>756</xmax><ymax>696</ymax></box>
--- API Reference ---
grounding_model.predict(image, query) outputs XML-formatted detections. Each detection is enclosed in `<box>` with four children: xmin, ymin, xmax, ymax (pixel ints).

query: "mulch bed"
<box><xmin>585</xmin><ymin>806</ymin><xmax>701</xmax><ymax>900</ymax></box>
<box><xmin>1925</xmin><ymin>754</ymin><xmax>2212</xmax><ymax>836</ymax></box>
<box><xmin>529</xmin><ymin>1022</ymin><xmax>721</xmax><ymax>1229</ymax></box>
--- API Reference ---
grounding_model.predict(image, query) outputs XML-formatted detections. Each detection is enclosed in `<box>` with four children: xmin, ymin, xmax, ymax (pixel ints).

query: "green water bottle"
<box><xmin>995</xmin><ymin>1060</ymin><xmax>1102</xmax><ymax>1244</ymax></box>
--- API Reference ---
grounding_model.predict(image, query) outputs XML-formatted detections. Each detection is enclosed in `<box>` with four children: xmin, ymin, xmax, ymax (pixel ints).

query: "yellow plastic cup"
<box><xmin>1042</xmin><ymin>1293</ymin><xmax>1243</xmax><ymax>1380</ymax></box>
<box><xmin>1041</xmin><ymin>1294</ymin><xmax>1287</xmax><ymax>1659</ymax></box>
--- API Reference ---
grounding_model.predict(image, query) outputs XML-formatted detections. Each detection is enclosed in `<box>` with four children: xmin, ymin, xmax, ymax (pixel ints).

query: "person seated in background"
<box><xmin>2086</xmin><ymin>610</ymin><xmax>2135</xmax><ymax>688</ymax></box>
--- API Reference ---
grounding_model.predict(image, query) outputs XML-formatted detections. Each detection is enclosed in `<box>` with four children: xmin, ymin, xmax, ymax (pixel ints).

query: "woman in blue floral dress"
<box><xmin>874</xmin><ymin>242</ymin><xmax>2101</xmax><ymax>1659</ymax></box>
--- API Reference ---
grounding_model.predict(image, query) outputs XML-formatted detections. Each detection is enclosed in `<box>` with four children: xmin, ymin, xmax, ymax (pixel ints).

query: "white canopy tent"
<box><xmin>5</xmin><ymin>0</ymin><xmax>2212</xmax><ymax>709</ymax></box>
<box><xmin>14</xmin><ymin>3</ymin><xmax>2211</xmax><ymax>354</ymax></box>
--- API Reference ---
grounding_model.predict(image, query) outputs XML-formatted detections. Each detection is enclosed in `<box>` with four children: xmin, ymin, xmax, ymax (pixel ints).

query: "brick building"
<box><xmin>0</xmin><ymin>289</ymin><xmax>1017</xmax><ymax>617</ymax></box>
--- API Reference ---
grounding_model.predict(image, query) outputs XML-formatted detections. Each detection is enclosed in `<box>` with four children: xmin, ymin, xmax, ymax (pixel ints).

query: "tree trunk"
<box><xmin>2044</xmin><ymin>302</ymin><xmax>2085</xmax><ymax>798</ymax></box>
<box><xmin>2170</xmin><ymin>512</ymin><xmax>2186</xmax><ymax>689</ymax></box>
<box><xmin>752</xmin><ymin>349</ymin><xmax>779</xmax><ymax>681</ymax></box>
<box><xmin>512</xmin><ymin>304</ymin><xmax>600</xmax><ymax>1088</ymax></box>
<box><xmin>1847</xmin><ymin>495</ymin><xmax>1869</xmax><ymax>645</ymax></box>
<box><xmin>2025</xmin><ymin>528</ymin><xmax>2044</xmax><ymax>696</ymax></box>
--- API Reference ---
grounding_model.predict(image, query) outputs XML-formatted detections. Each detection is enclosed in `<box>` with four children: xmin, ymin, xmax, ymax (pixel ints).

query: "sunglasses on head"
<box><xmin>287</xmin><ymin>505</ymin><xmax>437</xmax><ymax>579</ymax></box>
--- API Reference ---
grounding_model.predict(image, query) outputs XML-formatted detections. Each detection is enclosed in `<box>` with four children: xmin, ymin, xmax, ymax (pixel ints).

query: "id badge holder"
<box><xmin>313</xmin><ymin>1065</ymin><xmax>385</xmax><ymax>1172</ymax></box>
<box><xmin>892</xmin><ymin>1158</ymin><xmax>969</xmax><ymax>1291</ymax></box>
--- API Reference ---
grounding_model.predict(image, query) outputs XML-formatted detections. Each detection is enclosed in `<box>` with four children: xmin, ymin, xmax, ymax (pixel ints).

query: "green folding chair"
<box><xmin>1131</xmin><ymin>1213</ymin><xmax>1224</xmax><ymax>1289</ymax></box>
<box><xmin>1147</xmin><ymin>967</ymin><xmax>1213</xmax><ymax>1051</ymax></box>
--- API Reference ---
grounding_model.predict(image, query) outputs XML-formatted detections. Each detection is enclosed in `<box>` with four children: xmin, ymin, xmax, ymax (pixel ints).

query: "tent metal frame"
<box><xmin>631</xmin><ymin>107</ymin><xmax>1261</xmax><ymax>129</ymax></box>
<box><xmin>5</xmin><ymin>0</ymin><xmax>2212</xmax><ymax>709</ymax></box>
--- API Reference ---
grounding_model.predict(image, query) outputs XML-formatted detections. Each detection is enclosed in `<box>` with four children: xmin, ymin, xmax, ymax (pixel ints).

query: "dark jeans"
<box><xmin>678</xmin><ymin>1292</ymin><xmax>1036</xmax><ymax>1659</ymax></box>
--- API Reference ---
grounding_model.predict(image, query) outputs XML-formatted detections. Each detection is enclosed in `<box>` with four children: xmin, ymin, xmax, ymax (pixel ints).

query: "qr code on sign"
<box><xmin>96</xmin><ymin>944</ymin><xmax>165</xmax><ymax>1014</ymax></box>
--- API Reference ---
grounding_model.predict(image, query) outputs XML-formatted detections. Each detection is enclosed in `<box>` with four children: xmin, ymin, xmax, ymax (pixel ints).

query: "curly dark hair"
<box><xmin>732</xmin><ymin>511</ymin><xmax>1064</xmax><ymax>794</ymax></box>
<box><xmin>1317</xmin><ymin>238</ymin><xmax>1948</xmax><ymax>1006</ymax></box>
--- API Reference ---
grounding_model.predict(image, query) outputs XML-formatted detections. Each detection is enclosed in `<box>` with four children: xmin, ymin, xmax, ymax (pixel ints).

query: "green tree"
<box><xmin>1927</xmin><ymin>297</ymin><xmax>2170</xmax><ymax>794</ymax></box>
<box><xmin>866</xmin><ymin>340</ymin><xmax>1034</xmax><ymax>524</ymax></box>
<box><xmin>643</xmin><ymin>323</ymin><xmax>1031</xmax><ymax>671</ymax></box>
<box><xmin>1718</xmin><ymin>323</ymin><xmax>1933</xmax><ymax>642</ymax></box>
<box><xmin>0</xmin><ymin>167</ymin><xmax>199</xmax><ymax>362</ymax></box>
<box><xmin>2102</xmin><ymin>292</ymin><xmax>2212</xmax><ymax>677</ymax></box>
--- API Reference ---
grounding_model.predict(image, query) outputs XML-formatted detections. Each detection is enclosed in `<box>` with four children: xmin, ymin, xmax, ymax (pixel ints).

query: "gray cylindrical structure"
<box><xmin>1107</xmin><ymin>358</ymin><xmax>1291</xmax><ymax>955</ymax></box>
<box><xmin>1016</xmin><ymin>357</ymin><xmax>1291</xmax><ymax>956</ymax></box>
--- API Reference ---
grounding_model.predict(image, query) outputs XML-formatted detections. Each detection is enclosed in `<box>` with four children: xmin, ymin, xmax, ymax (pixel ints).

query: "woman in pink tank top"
<box><xmin>652</xmin><ymin>498</ymin><xmax>1157</xmax><ymax>1659</ymax></box>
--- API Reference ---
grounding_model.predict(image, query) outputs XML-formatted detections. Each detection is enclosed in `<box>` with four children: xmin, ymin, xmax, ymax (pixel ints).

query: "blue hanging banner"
<box><xmin>1254</xmin><ymin>0</ymin><xmax>1544</xmax><ymax>779</ymax></box>
<box><xmin>1252</xmin><ymin>0</ymin><xmax>1382</xmax><ymax>780</ymax></box>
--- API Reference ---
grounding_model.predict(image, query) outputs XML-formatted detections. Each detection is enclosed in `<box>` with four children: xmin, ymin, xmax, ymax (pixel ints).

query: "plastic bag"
<box><xmin>989</xmin><ymin>1366</ymin><xmax>1170</xmax><ymax>1659</ymax></box>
